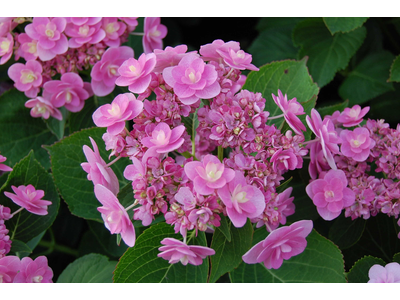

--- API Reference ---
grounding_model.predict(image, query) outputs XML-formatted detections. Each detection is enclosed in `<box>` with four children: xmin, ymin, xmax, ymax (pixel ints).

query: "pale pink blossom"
<box><xmin>337</xmin><ymin>105</ymin><xmax>370</xmax><ymax>127</ymax></box>
<box><xmin>25</xmin><ymin>96</ymin><xmax>63</xmax><ymax>120</ymax></box>
<box><xmin>81</xmin><ymin>137</ymin><xmax>119</xmax><ymax>195</ymax></box>
<box><xmin>43</xmin><ymin>72</ymin><xmax>92</xmax><ymax>112</ymax></box>
<box><xmin>4</xmin><ymin>184</ymin><xmax>52</xmax><ymax>216</ymax></box>
<box><xmin>0</xmin><ymin>155</ymin><xmax>12</xmax><ymax>172</ymax></box>
<box><xmin>272</xmin><ymin>90</ymin><xmax>306</xmax><ymax>135</ymax></box>
<box><xmin>340</xmin><ymin>127</ymin><xmax>375</xmax><ymax>162</ymax></box>
<box><xmin>163</xmin><ymin>53</ymin><xmax>221</xmax><ymax>105</ymax></box>
<box><xmin>101</xmin><ymin>17</ymin><xmax>127</xmax><ymax>47</ymax></box>
<box><xmin>218</xmin><ymin>171</ymin><xmax>265</xmax><ymax>227</ymax></box>
<box><xmin>242</xmin><ymin>220</ymin><xmax>313</xmax><ymax>269</ymax></box>
<box><xmin>0</xmin><ymin>205</ymin><xmax>11</xmax><ymax>220</ymax></box>
<box><xmin>158</xmin><ymin>238</ymin><xmax>215</xmax><ymax>266</ymax></box>
<box><xmin>8</xmin><ymin>60</ymin><xmax>43</xmax><ymax>98</ymax></box>
<box><xmin>270</xmin><ymin>148</ymin><xmax>301</xmax><ymax>173</ymax></box>
<box><xmin>153</xmin><ymin>45</ymin><xmax>195</xmax><ymax>73</ymax></box>
<box><xmin>199</xmin><ymin>39</ymin><xmax>240</xmax><ymax>62</ymax></box>
<box><xmin>306</xmin><ymin>169</ymin><xmax>355</xmax><ymax>221</ymax></box>
<box><xmin>90</xmin><ymin>46</ymin><xmax>134</xmax><ymax>96</ymax></box>
<box><xmin>25</xmin><ymin>17</ymin><xmax>68</xmax><ymax>61</ymax></box>
<box><xmin>92</xmin><ymin>93</ymin><xmax>143</xmax><ymax>135</ymax></box>
<box><xmin>368</xmin><ymin>262</ymin><xmax>400</xmax><ymax>283</ymax></box>
<box><xmin>142</xmin><ymin>17</ymin><xmax>167</xmax><ymax>53</ymax></box>
<box><xmin>16</xmin><ymin>33</ymin><xmax>39</xmax><ymax>61</ymax></box>
<box><xmin>119</xmin><ymin>17</ymin><xmax>138</xmax><ymax>31</ymax></box>
<box><xmin>94</xmin><ymin>184</ymin><xmax>136</xmax><ymax>247</ymax></box>
<box><xmin>123</xmin><ymin>157</ymin><xmax>147</xmax><ymax>189</ymax></box>
<box><xmin>0</xmin><ymin>33</ymin><xmax>13</xmax><ymax>65</ymax></box>
<box><xmin>115</xmin><ymin>52</ymin><xmax>156</xmax><ymax>94</ymax></box>
<box><xmin>0</xmin><ymin>256</ymin><xmax>21</xmax><ymax>283</ymax></box>
<box><xmin>217</xmin><ymin>48</ymin><xmax>258</xmax><ymax>71</ymax></box>
<box><xmin>65</xmin><ymin>17</ymin><xmax>105</xmax><ymax>48</ymax></box>
<box><xmin>184</xmin><ymin>154</ymin><xmax>235</xmax><ymax>196</ymax></box>
<box><xmin>13</xmin><ymin>256</ymin><xmax>53</xmax><ymax>283</ymax></box>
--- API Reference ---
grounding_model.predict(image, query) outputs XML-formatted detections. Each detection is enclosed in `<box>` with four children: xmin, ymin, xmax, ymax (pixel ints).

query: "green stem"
<box><xmin>94</xmin><ymin>95</ymin><xmax>99</xmax><ymax>107</ymax></box>
<box><xmin>218</xmin><ymin>146</ymin><xmax>223</xmax><ymax>162</ymax></box>
<box><xmin>38</xmin><ymin>240</ymin><xmax>79</xmax><ymax>257</ymax></box>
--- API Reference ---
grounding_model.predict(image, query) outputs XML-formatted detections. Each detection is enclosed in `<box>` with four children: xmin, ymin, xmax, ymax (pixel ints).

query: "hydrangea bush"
<box><xmin>1</xmin><ymin>16</ymin><xmax>400</xmax><ymax>283</ymax></box>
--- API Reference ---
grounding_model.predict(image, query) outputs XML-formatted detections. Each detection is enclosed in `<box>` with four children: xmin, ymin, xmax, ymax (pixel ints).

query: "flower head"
<box><xmin>242</xmin><ymin>220</ymin><xmax>313</xmax><ymax>269</ymax></box>
<box><xmin>13</xmin><ymin>256</ymin><xmax>53</xmax><ymax>283</ymax></box>
<box><xmin>217</xmin><ymin>48</ymin><xmax>259</xmax><ymax>71</ymax></box>
<box><xmin>340</xmin><ymin>127</ymin><xmax>375</xmax><ymax>162</ymax></box>
<box><xmin>337</xmin><ymin>105</ymin><xmax>369</xmax><ymax>127</ymax></box>
<box><xmin>158</xmin><ymin>238</ymin><xmax>215</xmax><ymax>266</ymax></box>
<box><xmin>0</xmin><ymin>32</ymin><xmax>13</xmax><ymax>65</ymax></box>
<box><xmin>0</xmin><ymin>256</ymin><xmax>21</xmax><ymax>283</ymax></box>
<box><xmin>8</xmin><ymin>60</ymin><xmax>43</xmax><ymax>98</ymax></box>
<box><xmin>101</xmin><ymin>17</ymin><xmax>127</xmax><ymax>47</ymax></box>
<box><xmin>143</xmin><ymin>17</ymin><xmax>167</xmax><ymax>53</ymax></box>
<box><xmin>94</xmin><ymin>184</ymin><xmax>136</xmax><ymax>247</ymax></box>
<box><xmin>25</xmin><ymin>96</ymin><xmax>63</xmax><ymax>120</ymax></box>
<box><xmin>65</xmin><ymin>17</ymin><xmax>105</xmax><ymax>48</ymax></box>
<box><xmin>199</xmin><ymin>39</ymin><xmax>240</xmax><ymax>62</ymax></box>
<box><xmin>0</xmin><ymin>155</ymin><xmax>12</xmax><ymax>172</ymax></box>
<box><xmin>16</xmin><ymin>33</ymin><xmax>38</xmax><ymax>61</ymax></box>
<box><xmin>4</xmin><ymin>184</ymin><xmax>52</xmax><ymax>216</ymax></box>
<box><xmin>368</xmin><ymin>262</ymin><xmax>400</xmax><ymax>283</ymax></box>
<box><xmin>153</xmin><ymin>44</ymin><xmax>195</xmax><ymax>73</ymax></box>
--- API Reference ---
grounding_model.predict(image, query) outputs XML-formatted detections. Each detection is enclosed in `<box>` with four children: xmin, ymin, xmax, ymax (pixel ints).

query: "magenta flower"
<box><xmin>340</xmin><ymin>127</ymin><xmax>375</xmax><ymax>162</ymax></box>
<box><xmin>0</xmin><ymin>256</ymin><xmax>21</xmax><ymax>283</ymax></box>
<box><xmin>184</xmin><ymin>154</ymin><xmax>235</xmax><ymax>196</ymax></box>
<box><xmin>101</xmin><ymin>17</ymin><xmax>127</xmax><ymax>47</ymax></box>
<box><xmin>90</xmin><ymin>46</ymin><xmax>134</xmax><ymax>97</ymax></box>
<box><xmin>199</xmin><ymin>39</ymin><xmax>240</xmax><ymax>62</ymax></box>
<box><xmin>153</xmin><ymin>44</ymin><xmax>195</xmax><ymax>73</ymax></box>
<box><xmin>0</xmin><ymin>32</ymin><xmax>13</xmax><ymax>65</ymax></box>
<box><xmin>4</xmin><ymin>184</ymin><xmax>52</xmax><ymax>216</ymax></box>
<box><xmin>25</xmin><ymin>96</ymin><xmax>63</xmax><ymax>120</ymax></box>
<box><xmin>123</xmin><ymin>157</ymin><xmax>147</xmax><ymax>189</ymax></box>
<box><xmin>16</xmin><ymin>33</ymin><xmax>38</xmax><ymax>61</ymax></box>
<box><xmin>217</xmin><ymin>48</ymin><xmax>259</xmax><ymax>71</ymax></box>
<box><xmin>242</xmin><ymin>220</ymin><xmax>313</xmax><ymax>269</ymax></box>
<box><xmin>25</xmin><ymin>17</ymin><xmax>68</xmax><ymax>61</ymax></box>
<box><xmin>368</xmin><ymin>262</ymin><xmax>400</xmax><ymax>283</ymax></box>
<box><xmin>94</xmin><ymin>184</ymin><xmax>136</xmax><ymax>247</ymax></box>
<box><xmin>142</xmin><ymin>17</ymin><xmax>167</xmax><ymax>53</ymax></box>
<box><xmin>163</xmin><ymin>53</ymin><xmax>221</xmax><ymax>105</ymax></box>
<box><xmin>0</xmin><ymin>220</ymin><xmax>11</xmax><ymax>258</ymax></box>
<box><xmin>13</xmin><ymin>256</ymin><xmax>53</xmax><ymax>283</ymax></box>
<box><xmin>270</xmin><ymin>148</ymin><xmax>301</xmax><ymax>173</ymax></box>
<box><xmin>8</xmin><ymin>60</ymin><xmax>43</xmax><ymax>98</ymax></box>
<box><xmin>158</xmin><ymin>238</ymin><xmax>215</xmax><ymax>266</ymax></box>
<box><xmin>65</xmin><ymin>17</ymin><xmax>105</xmax><ymax>48</ymax></box>
<box><xmin>0</xmin><ymin>155</ymin><xmax>12</xmax><ymax>172</ymax></box>
<box><xmin>337</xmin><ymin>105</ymin><xmax>370</xmax><ymax>127</ymax></box>
<box><xmin>306</xmin><ymin>169</ymin><xmax>355</xmax><ymax>221</ymax></box>
<box><xmin>43</xmin><ymin>72</ymin><xmax>92</xmax><ymax>112</ymax></box>
<box><xmin>92</xmin><ymin>93</ymin><xmax>143</xmax><ymax>135</ymax></box>
<box><xmin>115</xmin><ymin>53</ymin><xmax>156</xmax><ymax>94</ymax></box>
<box><xmin>119</xmin><ymin>17</ymin><xmax>138</xmax><ymax>31</ymax></box>
<box><xmin>218</xmin><ymin>171</ymin><xmax>265</xmax><ymax>228</ymax></box>
<box><xmin>272</xmin><ymin>90</ymin><xmax>306</xmax><ymax>135</ymax></box>
<box><xmin>174</xmin><ymin>187</ymin><xmax>197</xmax><ymax>211</ymax></box>
<box><xmin>81</xmin><ymin>137</ymin><xmax>119</xmax><ymax>195</ymax></box>
<box><xmin>0</xmin><ymin>205</ymin><xmax>11</xmax><ymax>220</ymax></box>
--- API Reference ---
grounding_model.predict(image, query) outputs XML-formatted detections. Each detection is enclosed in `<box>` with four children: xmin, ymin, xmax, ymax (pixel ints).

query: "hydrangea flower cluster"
<box><xmin>1</xmin><ymin>17</ymin><xmax>167</xmax><ymax>120</ymax></box>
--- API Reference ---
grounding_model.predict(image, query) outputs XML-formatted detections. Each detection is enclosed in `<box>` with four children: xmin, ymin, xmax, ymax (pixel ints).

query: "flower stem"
<box><xmin>301</xmin><ymin>138</ymin><xmax>320</xmax><ymax>146</ymax></box>
<box><xmin>9</xmin><ymin>207</ymin><xmax>24</xmax><ymax>219</ymax></box>
<box><xmin>268</xmin><ymin>113</ymin><xmax>285</xmax><ymax>120</ymax></box>
<box><xmin>218</xmin><ymin>146</ymin><xmax>223</xmax><ymax>162</ymax></box>
<box><xmin>125</xmin><ymin>200</ymin><xmax>138</xmax><ymax>212</ymax></box>
<box><xmin>106</xmin><ymin>155</ymin><xmax>122</xmax><ymax>168</ymax></box>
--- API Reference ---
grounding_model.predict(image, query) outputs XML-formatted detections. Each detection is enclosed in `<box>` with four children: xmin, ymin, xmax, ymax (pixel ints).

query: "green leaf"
<box><xmin>286</xmin><ymin>181</ymin><xmax>320</xmax><ymax>223</ymax></box>
<box><xmin>316</xmin><ymin>99</ymin><xmax>349</xmax><ymax>119</ymax></box>
<box><xmin>329</xmin><ymin>213</ymin><xmax>366</xmax><ymax>249</ymax></box>
<box><xmin>255</xmin><ymin>17</ymin><xmax>307</xmax><ymax>32</ymax></box>
<box><xmin>125</xmin><ymin>18</ymin><xmax>144</xmax><ymax>58</ymax></box>
<box><xmin>293</xmin><ymin>18</ymin><xmax>366</xmax><ymax>87</ymax></box>
<box><xmin>44</xmin><ymin>107</ymin><xmax>68</xmax><ymax>140</ymax></box>
<box><xmin>57</xmin><ymin>253</ymin><xmax>117</xmax><ymax>283</ymax></box>
<box><xmin>45</xmin><ymin>127</ymin><xmax>129</xmax><ymax>221</ymax></box>
<box><xmin>209</xmin><ymin>219</ymin><xmax>253</xmax><ymax>283</ymax></box>
<box><xmin>242</xmin><ymin>57</ymin><xmax>319</xmax><ymax>132</ymax></box>
<box><xmin>339</xmin><ymin>51</ymin><xmax>395</xmax><ymax>105</ymax></box>
<box><xmin>0</xmin><ymin>89</ymin><xmax>57</xmax><ymax>169</ymax></box>
<box><xmin>276</xmin><ymin>177</ymin><xmax>293</xmax><ymax>194</ymax></box>
<box><xmin>9</xmin><ymin>240</ymin><xmax>32</xmax><ymax>257</ymax></box>
<box><xmin>0</xmin><ymin>151</ymin><xmax>60</xmax><ymax>242</ymax></box>
<box><xmin>249</xmin><ymin>18</ymin><xmax>302</xmax><ymax>67</ymax></box>
<box><xmin>113</xmin><ymin>222</ymin><xmax>209</xmax><ymax>283</ymax></box>
<box><xmin>230</xmin><ymin>229</ymin><xmax>346</xmax><ymax>283</ymax></box>
<box><xmin>68</xmin><ymin>97</ymin><xmax>96</xmax><ymax>133</ymax></box>
<box><xmin>389</xmin><ymin>55</ymin><xmax>400</xmax><ymax>82</ymax></box>
<box><xmin>216</xmin><ymin>214</ymin><xmax>231</xmax><ymax>242</ymax></box>
<box><xmin>368</xmin><ymin>83</ymin><xmax>400</xmax><ymax>124</ymax></box>
<box><xmin>323</xmin><ymin>17</ymin><xmax>369</xmax><ymax>34</ymax></box>
<box><xmin>393</xmin><ymin>253</ymin><xmax>400</xmax><ymax>264</ymax></box>
<box><xmin>346</xmin><ymin>256</ymin><xmax>385</xmax><ymax>283</ymax></box>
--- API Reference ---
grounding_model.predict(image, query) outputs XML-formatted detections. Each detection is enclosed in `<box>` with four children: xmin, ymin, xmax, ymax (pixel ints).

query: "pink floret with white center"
<box><xmin>13</xmin><ymin>256</ymin><xmax>53</xmax><ymax>283</ymax></box>
<box><xmin>142</xmin><ymin>17</ymin><xmax>167</xmax><ymax>54</ymax></box>
<box><xmin>0</xmin><ymin>33</ymin><xmax>13</xmax><ymax>65</ymax></box>
<box><xmin>340</xmin><ymin>127</ymin><xmax>375</xmax><ymax>162</ymax></box>
<box><xmin>25</xmin><ymin>96</ymin><xmax>63</xmax><ymax>120</ymax></box>
<box><xmin>0</xmin><ymin>256</ymin><xmax>21</xmax><ymax>283</ymax></box>
<box><xmin>368</xmin><ymin>262</ymin><xmax>400</xmax><ymax>283</ymax></box>
<box><xmin>337</xmin><ymin>105</ymin><xmax>370</xmax><ymax>127</ymax></box>
<box><xmin>8</xmin><ymin>60</ymin><xmax>43</xmax><ymax>98</ymax></box>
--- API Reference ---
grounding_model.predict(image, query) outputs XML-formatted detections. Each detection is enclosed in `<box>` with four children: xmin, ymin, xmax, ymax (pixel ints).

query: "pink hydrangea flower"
<box><xmin>184</xmin><ymin>154</ymin><xmax>235</xmax><ymax>196</ymax></box>
<box><xmin>142</xmin><ymin>17</ymin><xmax>167</xmax><ymax>53</ymax></box>
<box><xmin>272</xmin><ymin>90</ymin><xmax>306</xmax><ymax>135</ymax></box>
<box><xmin>158</xmin><ymin>238</ymin><xmax>215</xmax><ymax>266</ymax></box>
<box><xmin>119</xmin><ymin>17</ymin><xmax>138</xmax><ymax>31</ymax></box>
<box><xmin>25</xmin><ymin>96</ymin><xmax>63</xmax><ymax>120</ymax></box>
<box><xmin>270</xmin><ymin>148</ymin><xmax>301</xmax><ymax>173</ymax></box>
<box><xmin>92</xmin><ymin>93</ymin><xmax>143</xmax><ymax>135</ymax></box>
<box><xmin>81</xmin><ymin>137</ymin><xmax>119</xmax><ymax>195</ymax></box>
<box><xmin>115</xmin><ymin>52</ymin><xmax>156</xmax><ymax>94</ymax></box>
<box><xmin>8</xmin><ymin>60</ymin><xmax>43</xmax><ymax>98</ymax></box>
<box><xmin>16</xmin><ymin>33</ymin><xmax>38</xmax><ymax>61</ymax></box>
<box><xmin>65</xmin><ymin>17</ymin><xmax>105</xmax><ymax>48</ymax></box>
<box><xmin>153</xmin><ymin>44</ymin><xmax>195</xmax><ymax>73</ymax></box>
<box><xmin>94</xmin><ymin>184</ymin><xmax>136</xmax><ymax>247</ymax></box>
<box><xmin>306</xmin><ymin>169</ymin><xmax>355</xmax><ymax>221</ymax></box>
<box><xmin>340</xmin><ymin>127</ymin><xmax>375</xmax><ymax>162</ymax></box>
<box><xmin>0</xmin><ymin>155</ymin><xmax>12</xmax><ymax>172</ymax></box>
<box><xmin>4</xmin><ymin>184</ymin><xmax>52</xmax><ymax>216</ymax></box>
<box><xmin>368</xmin><ymin>262</ymin><xmax>400</xmax><ymax>283</ymax></box>
<box><xmin>0</xmin><ymin>32</ymin><xmax>13</xmax><ymax>65</ymax></box>
<box><xmin>25</xmin><ymin>17</ymin><xmax>68</xmax><ymax>61</ymax></box>
<box><xmin>337</xmin><ymin>105</ymin><xmax>370</xmax><ymax>127</ymax></box>
<box><xmin>217</xmin><ymin>48</ymin><xmax>259</xmax><ymax>71</ymax></box>
<box><xmin>123</xmin><ymin>157</ymin><xmax>147</xmax><ymax>190</ymax></box>
<box><xmin>0</xmin><ymin>220</ymin><xmax>11</xmax><ymax>258</ymax></box>
<box><xmin>13</xmin><ymin>256</ymin><xmax>53</xmax><ymax>283</ymax></box>
<box><xmin>242</xmin><ymin>220</ymin><xmax>313</xmax><ymax>269</ymax></box>
<box><xmin>90</xmin><ymin>46</ymin><xmax>134</xmax><ymax>96</ymax></box>
<box><xmin>218</xmin><ymin>171</ymin><xmax>265</xmax><ymax>228</ymax></box>
<box><xmin>43</xmin><ymin>72</ymin><xmax>92</xmax><ymax>112</ymax></box>
<box><xmin>199</xmin><ymin>39</ymin><xmax>240</xmax><ymax>62</ymax></box>
<box><xmin>101</xmin><ymin>17</ymin><xmax>127</xmax><ymax>47</ymax></box>
<box><xmin>0</xmin><ymin>205</ymin><xmax>11</xmax><ymax>220</ymax></box>
<box><xmin>0</xmin><ymin>256</ymin><xmax>21</xmax><ymax>283</ymax></box>
<box><xmin>163</xmin><ymin>53</ymin><xmax>221</xmax><ymax>105</ymax></box>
